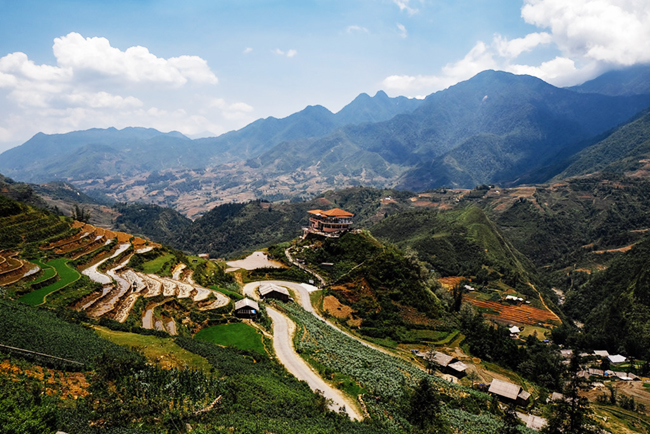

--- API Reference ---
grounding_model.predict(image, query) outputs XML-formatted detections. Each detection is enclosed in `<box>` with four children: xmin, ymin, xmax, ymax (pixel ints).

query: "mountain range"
<box><xmin>2</xmin><ymin>66</ymin><xmax>650</xmax><ymax>215</ymax></box>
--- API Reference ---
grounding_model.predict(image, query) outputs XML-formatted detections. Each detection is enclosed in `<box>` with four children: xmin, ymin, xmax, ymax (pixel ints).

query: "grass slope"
<box><xmin>194</xmin><ymin>322</ymin><xmax>265</xmax><ymax>355</ymax></box>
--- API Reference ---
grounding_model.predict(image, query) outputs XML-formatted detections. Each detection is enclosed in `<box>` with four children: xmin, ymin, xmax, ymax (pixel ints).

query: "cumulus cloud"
<box><xmin>0</xmin><ymin>32</ymin><xmax>250</xmax><ymax>148</ymax></box>
<box><xmin>383</xmin><ymin>0</ymin><xmax>650</xmax><ymax>95</ymax></box>
<box><xmin>522</xmin><ymin>0</ymin><xmax>650</xmax><ymax>65</ymax></box>
<box><xmin>397</xmin><ymin>23</ymin><xmax>408</xmax><ymax>39</ymax></box>
<box><xmin>243</xmin><ymin>47</ymin><xmax>253</xmax><ymax>54</ymax></box>
<box><xmin>52</xmin><ymin>33</ymin><xmax>217</xmax><ymax>85</ymax></box>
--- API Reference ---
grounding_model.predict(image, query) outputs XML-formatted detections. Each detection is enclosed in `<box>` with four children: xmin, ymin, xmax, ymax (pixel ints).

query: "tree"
<box><xmin>451</xmin><ymin>283</ymin><xmax>464</xmax><ymax>312</ymax></box>
<box><xmin>543</xmin><ymin>354</ymin><xmax>600</xmax><ymax>434</ymax></box>
<box><xmin>71</xmin><ymin>204</ymin><xmax>91</xmax><ymax>223</ymax></box>
<box><xmin>502</xmin><ymin>403</ymin><xmax>522</xmax><ymax>434</ymax></box>
<box><xmin>408</xmin><ymin>377</ymin><xmax>448</xmax><ymax>433</ymax></box>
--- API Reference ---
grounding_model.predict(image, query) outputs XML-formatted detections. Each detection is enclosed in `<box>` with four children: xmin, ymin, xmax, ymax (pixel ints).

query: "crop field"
<box><xmin>465</xmin><ymin>297</ymin><xmax>557</xmax><ymax>325</ymax></box>
<box><xmin>141</xmin><ymin>254</ymin><xmax>175</xmax><ymax>275</ymax></box>
<box><xmin>94</xmin><ymin>326</ymin><xmax>213</xmax><ymax>372</ymax></box>
<box><xmin>210</xmin><ymin>285</ymin><xmax>244</xmax><ymax>300</ymax></box>
<box><xmin>19</xmin><ymin>259</ymin><xmax>80</xmax><ymax>306</ymax></box>
<box><xmin>194</xmin><ymin>322</ymin><xmax>265</xmax><ymax>355</ymax></box>
<box><xmin>28</xmin><ymin>259</ymin><xmax>56</xmax><ymax>285</ymax></box>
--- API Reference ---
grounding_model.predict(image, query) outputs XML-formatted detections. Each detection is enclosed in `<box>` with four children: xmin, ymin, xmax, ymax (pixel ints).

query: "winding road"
<box><xmin>243</xmin><ymin>279</ymin><xmax>401</xmax><ymax>420</ymax></box>
<box><xmin>266</xmin><ymin>306</ymin><xmax>362</xmax><ymax>420</ymax></box>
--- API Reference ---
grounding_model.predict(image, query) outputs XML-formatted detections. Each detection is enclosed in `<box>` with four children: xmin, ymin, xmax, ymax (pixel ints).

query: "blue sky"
<box><xmin>1</xmin><ymin>0</ymin><xmax>649</xmax><ymax>151</ymax></box>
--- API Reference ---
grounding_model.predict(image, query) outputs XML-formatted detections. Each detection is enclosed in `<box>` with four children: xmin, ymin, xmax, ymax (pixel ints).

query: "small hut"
<box><xmin>259</xmin><ymin>283</ymin><xmax>290</xmax><ymax>302</ymax></box>
<box><xmin>234</xmin><ymin>298</ymin><xmax>260</xmax><ymax>319</ymax></box>
<box><xmin>488</xmin><ymin>379</ymin><xmax>530</xmax><ymax>406</ymax></box>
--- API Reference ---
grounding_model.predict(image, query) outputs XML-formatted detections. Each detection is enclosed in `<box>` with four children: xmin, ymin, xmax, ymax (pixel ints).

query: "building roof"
<box><xmin>235</xmin><ymin>298</ymin><xmax>259</xmax><ymax>311</ymax></box>
<box><xmin>518</xmin><ymin>390</ymin><xmax>531</xmax><ymax>401</ymax></box>
<box><xmin>608</xmin><ymin>354</ymin><xmax>627</xmax><ymax>364</ymax></box>
<box><xmin>509</xmin><ymin>326</ymin><xmax>521</xmax><ymax>334</ymax></box>
<box><xmin>594</xmin><ymin>350</ymin><xmax>610</xmax><ymax>358</ymax></box>
<box><xmin>448</xmin><ymin>361</ymin><xmax>468</xmax><ymax>373</ymax></box>
<box><xmin>488</xmin><ymin>379</ymin><xmax>522</xmax><ymax>400</ymax></box>
<box><xmin>307</xmin><ymin>208</ymin><xmax>354</xmax><ymax>218</ymax></box>
<box><xmin>560</xmin><ymin>349</ymin><xmax>573</xmax><ymax>358</ymax></box>
<box><xmin>588</xmin><ymin>368</ymin><xmax>604</xmax><ymax>376</ymax></box>
<box><xmin>259</xmin><ymin>282</ymin><xmax>290</xmax><ymax>297</ymax></box>
<box><xmin>424</xmin><ymin>351</ymin><xmax>456</xmax><ymax>367</ymax></box>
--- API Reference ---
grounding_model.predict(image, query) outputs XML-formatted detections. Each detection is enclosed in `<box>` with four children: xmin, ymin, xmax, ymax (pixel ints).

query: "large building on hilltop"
<box><xmin>305</xmin><ymin>208</ymin><xmax>354</xmax><ymax>238</ymax></box>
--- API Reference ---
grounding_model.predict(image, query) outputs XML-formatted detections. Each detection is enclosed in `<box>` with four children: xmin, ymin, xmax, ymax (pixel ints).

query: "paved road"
<box><xmin>266</xmin><ymin>306</ymin><xmax>361</xmax><ymax>420</ymax></box>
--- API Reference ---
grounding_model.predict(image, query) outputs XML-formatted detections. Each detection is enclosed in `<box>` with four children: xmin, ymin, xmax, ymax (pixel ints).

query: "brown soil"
<box><xmin>438</xmin><ymin>276</ymin><xmax>466</xmax><ymax>289</ymax></box>
<box><xmin>592</xmin><ymin>244</ymin><xmax>635</xmax><ymax>254</ymax></box>
<box><xmin>466</xmin><ymin>297</ymin><xmax>559</xmax><ymax>326</ymax></box>
<box><xmin>0</xmin><ymin>359</ymin><xmax>89</xmax><ymax>399</ymax></box>
<box><xmin>398</xmin><ymin>304</ymin><xmax>437</xmax><ymax>326</ymax></box>
<box><xmin>330</xmin><ymin>278</ymin><xmax>378</xmax><ymax>306</ymax></box>
<box><xmin>322</xmin><ymin>295</ymin><xmax>362</xmax><ymax>327</ymax></box>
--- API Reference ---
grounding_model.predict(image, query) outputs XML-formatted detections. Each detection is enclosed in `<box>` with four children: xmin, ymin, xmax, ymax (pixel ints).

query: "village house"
<box><xmin>259</xmin><ymin>282</ymin><xmax>291</xmax><ymax>303</ymax></box>
<box><xmin>304</xmin><ymin>208</ymin><xmax>354</xmax><ymax>238</ymax></box>
<box><xmin>488</xmin><ymin>378</ymin><xmax>531</xmax><ymax>406</ymax></box>
<box><xmin>234</xmin><ymin>298</ymin><xmax>260</xmax><ymax>319</ymax></box>
<box><xmin>416</xmin><ymin>350</ymin><xmax>468</xmax><ymax>377</ymax></box>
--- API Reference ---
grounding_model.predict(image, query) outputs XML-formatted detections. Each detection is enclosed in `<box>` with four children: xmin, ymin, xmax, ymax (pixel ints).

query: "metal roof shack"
<box><xmin>594</xmin><ymin>350</ymin><xmax>610</xmax><ymax>358</ymax></box>
<box><xmin>234</xmin><ymin>298</ymin><xmax>260</xmax><ymax>319</ymax></box>
<box><xmin>608</xmin><ymin>354</ymin><xmax>627</xmax><ymax>364</ymax></box>
<box><xmin>259</xmin><ymin>283</ymin><xmax>290</xmax><ymax>302</ymax></box>
<box><xmin>421</xmin><ymin>351</ymin><xmax>467</xmax><ymax>377</ymax></box>
<box><xmin>488</xmin><ymin>379</ymin><xmax>530</xmax><ymax>406</ymax></box>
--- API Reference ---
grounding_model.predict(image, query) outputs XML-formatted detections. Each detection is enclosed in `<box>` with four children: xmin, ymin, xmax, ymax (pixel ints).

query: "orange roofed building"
<box><xmin>305</xmin><ymin>208</ymin><xmax>354</xmax><ymax>238</ymax></box>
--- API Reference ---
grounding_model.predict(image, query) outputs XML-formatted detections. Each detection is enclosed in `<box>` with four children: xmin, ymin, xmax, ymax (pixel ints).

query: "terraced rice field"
<box><xmin>465</xmin><ymin>297</ymin><xmax>558</xmax><ymax>326</ymax></box>
<box><xmin>18</xmin><ymin>259</ymin><xmax>80</xmax><ymax>306</ymax></box>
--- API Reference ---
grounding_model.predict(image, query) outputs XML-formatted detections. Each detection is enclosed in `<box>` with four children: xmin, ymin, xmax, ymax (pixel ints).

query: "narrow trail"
<box><xmin>528</xmin><ymin>283</ymin><xmax>562</xmax><ymax>324</ymax></box>
<box><xmin>266</xmin><ymin>306</ymin><xmax>362</xmax><ymax>421</ymax></box>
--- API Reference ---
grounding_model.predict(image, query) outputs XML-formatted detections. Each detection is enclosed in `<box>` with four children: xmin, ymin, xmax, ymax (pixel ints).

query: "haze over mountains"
<box><xmin>2</xmin><ymin>66</ymin><xmax>650</xmax><ymax>217</ymax></box>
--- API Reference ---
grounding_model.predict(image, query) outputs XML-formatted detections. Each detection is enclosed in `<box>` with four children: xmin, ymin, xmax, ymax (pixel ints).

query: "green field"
<box><xmin>209</xmin><ymin>285</ymin><xmax>244</xmax><ymax>300</ymax></box>
<box><xmin>140</xmin><ymin>253</ymin><xmax>175</xmax><ymax>274</ymax></box>
<box><xmin>28</xmin><ymin>259</ymin><xmax>56</xmax><ymax>285</ymax></box>
<box><xmin>194</xmin><ymin>322</ymin><xmax>265</xmax><ymax>355</ymax></box>
<box><xmin>18</xmin><ymin>258</ymin><xmax>80</xmax><ymax>305</ymax></box>
<box><xmin>94</xmin><ymin>326</ymin><xmax>213</xmax><ymax>372</ymax></box>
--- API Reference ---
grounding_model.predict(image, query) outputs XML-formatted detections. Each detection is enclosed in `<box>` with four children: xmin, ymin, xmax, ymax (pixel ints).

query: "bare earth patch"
<box><xmin>226</xmin><ymin>251</ymin><xmax>285</xmax><ymax>271</ymax></box>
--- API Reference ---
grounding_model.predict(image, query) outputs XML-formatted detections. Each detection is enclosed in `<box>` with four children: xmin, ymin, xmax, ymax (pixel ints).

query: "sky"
<box><xmin>1</xmin><ymin>0</ymin><xmax>650</xmax><ymax>152</ymax></box>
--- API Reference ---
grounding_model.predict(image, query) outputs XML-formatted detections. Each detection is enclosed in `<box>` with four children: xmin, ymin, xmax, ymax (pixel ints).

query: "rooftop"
<box><xmin>259</xmin><ymin>282</ymin><xmax>290</xmax><ymax>297</ymax></box>
<box><xmin>488</xmin><ymin>378</ymin><xmax>522</xmax><ymax>400</ymax></box>
<box><xmin>235</xmin><ymin>298</ymin><xmax>259</xmax><ymax>311</ymax></box>
<box><xmin>307</xmin><ymin>208</ymin><xmax>354</xmax><ymax>218</ymax></box>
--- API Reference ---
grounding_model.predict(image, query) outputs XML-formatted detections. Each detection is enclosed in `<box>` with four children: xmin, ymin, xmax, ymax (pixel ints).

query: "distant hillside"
<box><xmin>568</xmin><ymin>64</ymin><xmax>650</xmax><ymax>96</ymax></box>
<box><xmin>0</xmin><ymin>127</ymin><xmax>192</xmax><ymax>182</ymax></box>
<box><xmin>249</xmin><ymin>70</ymin><xmax>650</xmax><ymax>192</ymax></box>
<box><xmin>173</xmin><ymin>187</ymin><xmax>414</xmax><ymax>258</ymax></box>
<box><xmin>0</xmin><ymin>92</ymin><xmax>421</xmax><ymax>184</ymax></box>
<box><xmin>113</xmin><ymin>202</ymin><xmax>192</xmax><ymax>245</ymax></box>
<box><xmin>552</xmin><ymin>109</ymin><xmax>650</xmax><ymax>179</ymax></box>
<box><xmin>564</xmin><ymin>235</ymin><xmax>650</xmax><ymax>358</ymax></box>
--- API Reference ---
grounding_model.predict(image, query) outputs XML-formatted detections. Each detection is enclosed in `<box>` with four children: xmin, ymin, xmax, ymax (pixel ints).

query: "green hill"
<box><xmin>554</xmin><ymin>109</ymin><xmax>650</xmax><ymax>179</ymax></box>
<box><xmin>564</xmin><ymin>235</ymin><xmax>650</xmax><ymax>358</ymax></box>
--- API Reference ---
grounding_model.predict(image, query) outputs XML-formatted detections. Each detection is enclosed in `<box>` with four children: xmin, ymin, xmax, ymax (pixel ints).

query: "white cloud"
<box><xmin>522</xmin><ymin>0</ymin><xmax>650</xmax><ymax>66</ymax></box>
<box><xmin>394</xmin><ymin>0</ymin><xmax>419</xmax><ymax>15</ymax></box>
<box><xmin>346</xmin><ymin>25</ymin><xmax>369</xmax><ymax>34</ymax></box>
<box><xmin>0</xmin><ymin>33</ymin><xmax>254</xmax><ymax>148</ymax></box>
<box><xmin>209</xmin><ymin>98</ymin><xmax>255</xmax><ymax>121</ymax></box>
<box><xmin>243</xmin><ymin>47</ymin><xmax>253</xmax><ymax>54</ymax></box>
<box><xmin>383</xmin><ymin>0</ymin><xmax>650</xmax><ymax>95</ymax></box>
<box><xmin>397</xmin><ymin>23</ymin><xmax>408</xmax><ymax>39</ymax></box>
<box><xmin>494</xmin><ymin>32</ymin><xmax>552</xmax><ymax>58</ymax></box>
<box><xmin>52</xmin><ymin>33</ymin><xmax>217</xmax><ymax>85</ymax></box>
<box><xmin>273</xmin><ymin>48</ymin><xmax>297</xmax><ymax>58</ymax></box>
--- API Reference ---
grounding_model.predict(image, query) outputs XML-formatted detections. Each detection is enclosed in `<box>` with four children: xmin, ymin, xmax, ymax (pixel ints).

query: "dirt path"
<box><xmin>529</xmin><ymin>283</ymin><xmax>562</xmax><ymax>324</ymax></box>
<box><xmin>266</xmin><ymin>306</ymin><xmax>362</xmax><ymax>421</ymax></box>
